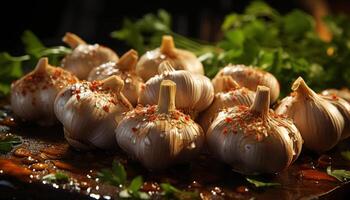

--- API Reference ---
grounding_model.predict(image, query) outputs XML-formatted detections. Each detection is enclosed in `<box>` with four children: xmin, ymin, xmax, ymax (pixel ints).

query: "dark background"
<box><xmin>0</xmin><ymin>0</ymin><xmax>349</xmax><ymax>55</ymax></box>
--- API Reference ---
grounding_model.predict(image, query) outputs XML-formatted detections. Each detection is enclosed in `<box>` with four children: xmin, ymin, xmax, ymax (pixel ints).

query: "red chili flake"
<box><xmin>148</xmin><ymin>115</ymin><xmax>157</xmax><ymax>121</ymax></box>
<box><xmin>223</xmin><ymin>127</ymin><xmax>228</xmax><ymax>134</ymax></box>
<box><xmin>141</xmin><ymin>84</ymin><xmax>146</xmax><ymax>90</ymax></box>
<box><xmin>225</xmin><ymin>117</ymin><xmax>233</xmax><ymax>123</ymax></box>
<box><xmin>90</xmin><ymin>81</ymin><xmax>101</xmax><ymax>91</ymax></box>
<box><xmin>52</xmin><ymin>69</ymin><xmax>62</xmax><ymax>79</ymax></box>
<box><xmin>247</xmin><ymin>71</ymin><xmax>253</xmax><ymax>76</ymax></box>
<box><xmin>331</xmin><ymin>94</ymin><xmax>339</xmax><ymax>100</ymax></box>
<box><xmin>102</xmin><ymin>105</ymin><xmax>109</xmax><ymax>113</ymax></box>
<box><xmin>110</xmin><ymin>99</ymin><xmax>117</xmax><ymax>105</ymax></box>
<box><xmin>184</xmin><ymin>115</ymin><xmax>190</xmax><ymax>121</ymax></box>
<box><xmin>132</xmin><ymin>127</ymin><xmax>138</xmax><ymax>132</ymax></box>
<box><xmin>298</xmin><ymin>170</ymin><xmax>336</xmax><ymax>182</ymax></box>
<box><xmin>76</xmin><ymin>94</ymin><xmax>80</xmax><ymax>100</ymax></box>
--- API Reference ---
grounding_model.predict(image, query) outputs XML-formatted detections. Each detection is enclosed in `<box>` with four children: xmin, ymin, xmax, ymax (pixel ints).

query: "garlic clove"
<box><xmin>321</xmin><ymin>88</ymin><xmax>350</xmax><ymax>103</ymax></box>
<box><xmin>136</xmin><ymin>35</ymin><xmax>204</xmax><ymax>81</ymax></box>
<box><xmin>321</xmin><ymin>94</ymin><xmax>350</xmax><ymax>140</ymax></box>
<box><xmin>87</xmin><ymin>49</ymin><xmax>142</xmax><ymax>106</ymax></box>
<box><xmin>212</xmin><ymin>64</ymin><xmax>280</xmax><ymax>103</ymax></box>
<box><xmin>116</xmin><ymin>80</ymin><xmax>205</xmax><ymax>170</ymax></box>
<box><xmin>138</xmin><ymin>61</ymin><xmax>214</xmax><ymax>118</ymax></box>
<box><xmin>54</xmin><ymin>75</ymin><xmax>133</xmax><ymax>150</ymax></box>
<box><xmin>61</xmin><ymin>32</ymin><xmax>119</xmax><ymax>80</ymax></box>
<box><xmin>11</xmin><ymin>57</ymin><xmax>78</xmax><ymax>126</ymax></box>
<box><xmin>276</xmin><ymin>77</ymin><xmax>344</xmax><ymax>152</ymax></box>
<box><xmin>198</xmin><ymin>76</ymin><xmax>255</xmax><ymax>132</ymax></box>
<box><xmin>207</xmin><ymin>86</ymin><xmax>302</xmax><ymax>175</ymax></box>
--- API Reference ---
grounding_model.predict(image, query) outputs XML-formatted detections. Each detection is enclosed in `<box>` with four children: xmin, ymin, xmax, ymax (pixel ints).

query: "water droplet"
<box><xmin>160</xmin><ymin>133</ymin><xmax>165</xmax><ymax>138</ymax></box>
<box><xmin>144</xmin><ymin>137</ymin><xmax>151</xmax><ymax>146</ymax></box>
<box><xmin>188</xmin><ymin>142</ymin><xmax>196</xmax><ymax>149</ymax></box>
<box><xmin>132</xmin><ymin>138</ymin><xmax>137</xmax><ymax>144</ymax></box>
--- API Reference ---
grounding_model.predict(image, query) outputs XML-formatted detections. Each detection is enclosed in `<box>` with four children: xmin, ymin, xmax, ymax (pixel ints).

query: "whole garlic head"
<box><xmin>207</xmin><ymin>86</ymin><xmax>303</xmax><ymax>175</ymax></box>
<box><xmin>136</xmin><ymin>35</ymin><xmax>204</xmax><ymax>81</ymax></box>
<box><xmin>116</xmin><ymin>80</ymin><xmax>204</xmax><ymax>170</ymax></box>
<box><xmin>11</xmin><ymin>57</ymin><xmax>78</xmax><ymax>126</ymax></box>
<box><xmin>88</xmin><ymin>49</ymin><xmax>143</xmax><ymax>106</ymax></box>
<box><xmin>54</xmin><ymin>75</ymin><xmax>133</xmax><ymax>150</ymax></box>
<box><xmin>212</xmin><ymin>64</ymin><xmax>280</xmax><ymax>103</ymax></box>
<box><xmin>61</xmin><ymin>32</ymin><xmax>119</xmax><ymax>80</ymax></box>
<box><xmin>321</xmin><ymin>94</ymin><xmax>350</xmax><ymax>140</ymax></box>
<box><xmin>198</xmin><ymin>76</ymin><xmax>255</xmax><ymax>132</ymax></box>
<box><xmin>138</xmin><ymin>61</ymin><xmax>214</xmax><ymax>118</ymax></box>
<box><xmin>276</xmin><ymin>77</ymin><xmax>344</xmax><ymax>152</ymax></box>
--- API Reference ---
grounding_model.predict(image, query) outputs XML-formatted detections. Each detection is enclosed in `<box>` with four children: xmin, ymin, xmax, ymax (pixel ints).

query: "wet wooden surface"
<box><xmin>1</xmin><ymin>103</ymin><xmax>350</xmax><ymax>200</ymax></box>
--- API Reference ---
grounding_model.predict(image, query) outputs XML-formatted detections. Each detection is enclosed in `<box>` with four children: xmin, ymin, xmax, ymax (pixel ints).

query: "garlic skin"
<box><xmin>276</xmin><ymin>77</ymin><xmax>344</xmax><ymax>152</ymax></box>
<box><xmin>212</xmin><ymin>64</ymin><xmax>280</xmax><ymax>103</ymax></box>
<box><xmin>116</xmin><ymin>80</ymin><xmax>204</xmax><ymax>170</ymax></box>
<box><xmin>11</xmin><ymin>57</ymin><xmax>78</xmax><ymax>126</ymax></box>
<box><xmin>321</xmin><ymin>95</ymin><xmax>350</xmax><ymax>140</ymax></box>
<box><xmin>198</xmin><ymin>76</ymin><xmax>255</xmax><ymax>132</ymax></box>
<box><xmin>61</xmin><ymin>32</ymin><xmax>119</xmax><ymax>80</ymax></box>
<box><xmin>207</xmin><ymin>86</ymin><xmax>302</xmax><ymax>175</ymax></box>
<box><xmin>54</xmin><ymin>75</ymin><xmax>133</xmax><ymax>150</ymax></box>
<box><xmin>321</xmin><ymin>88</ymin><xmax>350</xmax><ymax>103</ymax></box>
<box><xmin>88</xmin><ymin>49</ymin><xmax>143</xmax><ymax>106</ymax></box>
<box><xmin>136</xmin><ymin>35</ymin><xmax>204</xmax><ymax>81</ymax></box>
<box><xmin>138</xmin><ymin>61</ymin><xmax>214</xmax><ymax>118</ymax></box>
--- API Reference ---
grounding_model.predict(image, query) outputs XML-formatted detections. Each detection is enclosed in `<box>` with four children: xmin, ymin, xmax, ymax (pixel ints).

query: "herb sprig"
<box><xmin>0</xmin><ymin>134</ymin><xmax>22</xmax><ymax>154</ymax></box>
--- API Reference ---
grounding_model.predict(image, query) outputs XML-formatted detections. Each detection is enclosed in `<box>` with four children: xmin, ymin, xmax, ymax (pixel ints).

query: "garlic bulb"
<box><xmin>116</xmin><ymin>80</ymin><xmax>204</xmax><ymax>170</ymax></box>
<box><xmin>212</xmin><ymin>64</ymin><xmax>280</xmax><ymax>103</ymax></box>
<box><xmin>88</xmin><ymin>49</ymin><xmax>143</xmax><ymax>106</ymax></box>
<box><xmin>61</xmin><ymin>32</ymin><xmax>119</xmax><ymax>80</ymax></box>
<box><xmin>138</xmin><ymin>61</ymin><xmax>214</xmax><ymax>118</ymax></box>
<box><xmin>321</xmin><ymin>95</ymin><xmax>350</xmax><ymax>140</ymax></box>
<box><xmin>207</xmin><ymin>86</ymin><xmax>302</xmax><ymax>175</ymax></box>
<box><xmin>136</xmin><ymin>35</ymin><xmax>204</xmax><ymax>81</ymax></box>
<box><xmin>321</xmin><ymin>88</ymin><xmax>350</xmax><ymax>103</ymax></box>
<box><xmin>198</xmin><ymin>76</ymin><xmax>255</xmax><ymax>132</ymax></box>
<box><xmin>275</xmin><ymin>77</ymin><xmax>344</xmax><ymax>152</ymax></box>
<box><xmin>54</xmin><ymin>75</ymin><xmax>133</xmax><ymax>150</ymax></box>
<box><xmin>11</xmin><ymin>57</ymin><xmax>78</xmax><ymax>126</ymax></box>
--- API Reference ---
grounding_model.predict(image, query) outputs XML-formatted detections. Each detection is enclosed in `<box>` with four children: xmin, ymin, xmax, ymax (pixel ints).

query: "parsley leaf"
<box><xmin>97</xmin><ymin>160</ymin><xmax>127</xmax><ymax>186</ymax></box>
<box><xmin>160</xmin><ymin>183</ymin><xmax>199</xmax><ymax>200</ymax></box>
<box><xmin>327</xmin><ymin>167</ymin><xmax>350</xmax><ymax>182</ymax></box>
<box><xmin>246</xmin><ymin>177</ymin><xmax>281</xmax><ymax>187</ymax></box>
<box><xmin>42</xmin><ymin>172</ymin><xmax>69</xmax><ymax>183</ymax></box>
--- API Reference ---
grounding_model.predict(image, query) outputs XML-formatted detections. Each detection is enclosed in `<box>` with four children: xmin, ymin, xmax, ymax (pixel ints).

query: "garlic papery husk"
<box><xmin>116</xmin><ymin>80</ymin><xmax>204</xmax><ymax>170</ymax></box>
<box><xmin>136</xmin><ymin>35</ymin><xmax>204</xmax><ymax>81</ymax></box>
<box><xmin>88</xmin><ymin>49</ymin><xmax>143</xmax><ymax>106</ymax></box>
<box><xmin>138</xmin><ymin>61</ymin><xmax>214</xmax><ymax>118</ymax></box>
<box><xmin>61</xmin><ymin>32</ymin><xmax>119</xmax><ymax>80</ymax></box>
<box><xmin>54</xmin><ymin>75</ymin><xmax>133</xmax><ymax>150</ymax></box>
<box><xmin>206</xmin><ymin>86</ymin><xmax>303</xmax><ymax>175</ymax></box>
<box><xmin>198</xmin><ymin>76</ymin><xmax>255</xmax><ymax>132</ymax></box>
<box><xmin>321</xmin><ymin>88</ymin><xmax>350</xmax><ymax>103</ymax></box>
<box><xmin>275</xmin><ymin>77</ymin><xmax>344</xmax><ymax>152</ymax></box>
<box><xmin>11</xmin><ymin>57</ymin><xmax>78</xmax><ymax>126</ymax></box>
<box><xmin>321</xmin><ymin>94</ymin><xmax>350</xmax><ymax>140</ymax></box>
<box><xmin>212</xmin><ymin>64</ymin><xmax>280</xmax><ymax>103</ymax></box>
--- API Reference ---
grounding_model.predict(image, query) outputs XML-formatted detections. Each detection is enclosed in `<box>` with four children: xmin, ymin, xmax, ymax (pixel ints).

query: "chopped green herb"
<box><xmin>246</xmin><ymin>177</ymin><xmax>281</xmax><ymax>187</ymax></box>
<box><xmin>0</xmin><ymin>135</ymin><xmax>22</xmax><ymax>154</ymax></box>
<box><xmin>119</xmin><ymin>176</ymin><xmax>150</xmax><ymax>199</ymax></box>
<box><xmin>160</xmin><ymin>183</ymin><xmax>199</xmax><ymax>200</ymax></box>
<box><xmin>42</xmin><ymin>172</ymin><xmax>69</xmax><ymax>183</ymax></box>
<box><xmin>327</xmin><ymin>167</ymin><xmax>350</xmax><ymax>182</ymax></box>
<box><xmin>97</xmin><ymin>160</ymin><xmax>127</xmax><ymax>186</ymax></box>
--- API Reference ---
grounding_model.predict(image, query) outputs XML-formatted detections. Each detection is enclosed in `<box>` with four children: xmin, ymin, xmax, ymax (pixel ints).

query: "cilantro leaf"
<box><xmin>97</xmin><ymin>161</ymin><xmax>127</xmax><ymax>186</ymax></box>
<box><xmin>246</xmin><ymin>178</ymin><xmax>281</xmax><ymax>187</ymax></box>
<box><xmin>327</xmin><ymin>167</ymin><xmax>350</xmax><ymax>182</ymax></box>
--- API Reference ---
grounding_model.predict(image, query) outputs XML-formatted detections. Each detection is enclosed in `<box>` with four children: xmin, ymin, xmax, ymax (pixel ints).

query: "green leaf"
<box><xmin>22</xmin><ymin>30</ymin><xmax>45</xmax><ymax>56</ymax></box>
<box><xmin>244</xmin><ymin>1</ymin><xmax>279</xmax><ymax>19</ymax></box>
<box><xmin>42</xmin><ymin>172</ymin><xmax>69</xmax><ymax>183</ymax></box>
<box><xmin>0</xmin><ymin>135</ymin><xmax>22</xmax><ymax>154</ymax></box>
<box><xmin>97</xmin><ymin>161</ymin><xmax>127</xmax><ymax>186</ymax></box>
<box><xmin>160</xmin><ymin>183</ymin><xmax>199</xmax><ymax>200</ymax></box>
<box><xmin>327</xmin><ymin>167</ymin><xmax>350</xmax><ymax>182</ymax></box>
<box><xmin>246</xmin><ymin>178</ymin><xmax>281</xmax><ymax>187</ymax></box>
<box><xmin>283</xmin><ymin>10</ymin><xmax>313</xmax><ymax>38</ymax></box>
<box><xmin>341</xmin><ymin>151</ymin><xmax>350</xmax><ymax>161</ymax></box>
<box><xmin>128</xmin><ymin>176</ymin><xmax>143</xmax><ymax>194</ymax></box>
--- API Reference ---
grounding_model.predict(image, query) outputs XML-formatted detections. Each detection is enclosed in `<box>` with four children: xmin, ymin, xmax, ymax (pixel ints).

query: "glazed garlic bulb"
<box><xmin>276</xmin><ymin>77</ymin><xmax>344</xmax><ymax>152</ymax></box>
<box><xmin>61</xmin><ymin>32</ymin><xmax>119</xmax><ymax>79</ymax></box>
<box><xmin>11</xmin><ymin>57</ymin><xmax>78</xmax><ymax>126</ymax></box>
<box><xmin>136</xmin><ymin>35</ymin><xmax>204</xmax><ymax>81</ymax></box>
<box><xmin>54</xmin><ymin>76</ymin><xmax>133</xmax><ymax>150</ymax></box>
<box><xmin>88</xmin><ymin>49</ymin><xmax>143</xmax><ymax>106</ymax></box>
<box><xmin>198</xmin><ymin>76</ymin><xmax>255</xmax><ymax>132</ymax></box>
<box><xmin>207</xmin><ymin>86</ymin><xmax>302</xmax><ymax>175</ymax></box>
<box><xmin>321</xmin><ymin>95</ymin><xmax>350</xmax><ymax>140</ymax></box>
<box><xmin>116</xmin><ymin>80</ymin><xmax>204</xmax><ymax>170</ymax></box>
<box><xmin>138</xmin><ymin>61</ymin><xmax>214</xmax><ymax>118</ymax></box>
<box><xmin>212</xmin><ymin>64</ymin><xmax>280</xmax><ymax>103</ymax></box>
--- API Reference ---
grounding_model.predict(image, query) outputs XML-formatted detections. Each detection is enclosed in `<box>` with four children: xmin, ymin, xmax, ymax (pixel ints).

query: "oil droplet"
<box><xmin>160</xmin><ymin>133</ymin><xmax>165</xmax><ymax>138</ymax></box>
<box><xmin>188</xmin><ymin>142</ymin><xmax>196</xmax><ymax>149</ymax></box>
